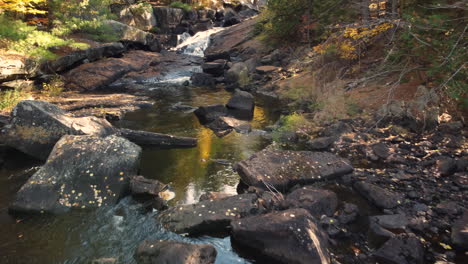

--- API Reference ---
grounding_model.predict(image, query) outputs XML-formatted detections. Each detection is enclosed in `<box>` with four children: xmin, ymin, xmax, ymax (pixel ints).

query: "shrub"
<box><xmin>0</xmin><ymin>88</ymin><xmax>29</xmax><ymax>111</ymax></box>
<box><xmin>272</xmin><ymin>113</ymin><xmax>312</xmax><ymax>142</ymax></box>
<box><xmin>41</xmin><ymin>76</ymin><xmax>64</xmax><ymax>97</ymax></box>
<box><xmin>169</xmin><ymin>1</ymin><xmax>192</xmax><ymax>12</ymax></box>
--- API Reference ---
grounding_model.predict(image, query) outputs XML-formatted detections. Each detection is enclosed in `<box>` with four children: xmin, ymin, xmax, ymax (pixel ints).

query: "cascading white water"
<box><xmin>174</xmin><ymin>27</ymin><xmax>225</xmax><ymax>57</ymax></box>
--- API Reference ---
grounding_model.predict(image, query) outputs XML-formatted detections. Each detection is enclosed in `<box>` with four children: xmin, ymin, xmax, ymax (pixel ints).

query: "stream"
<box><xmin>0</xmin><ymin>28</ymin><xmax>280</xmax><ymax>264</ymax></box>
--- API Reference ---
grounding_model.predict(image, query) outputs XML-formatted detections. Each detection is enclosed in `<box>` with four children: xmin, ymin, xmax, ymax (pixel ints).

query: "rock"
<box><xmin>207</xmin><ymin>116</ymin><xmax>251</xmax><ymax>137</ymax></box>
<box><xmin>437</xmin><ymin>157</ymin><xmax>457</xmax><ymax>176</ymax></box>
<box><xmin>451</xmin><ymin>210</ymin><xmax>468</xmax><ymax>249</ymax></box>
<box><xmin>256</xmin><ymin>65</ymin><xmax>280</xmax><ymax>74</ymax></box>
<box><xmin>199</xmin><ymin>192</ymin><xmax>233</xmax><ymax>202</ymax></box>
<box><xmin>439</xmin><ymin>121</ymin><xmax>464</xmax><ymax>134</ymax></box>
<box><xmin>9</xmin><ymin>135</ymin><xmax>141</xmax><ymax>214</ymax></box>
<box><xmin>338</xmin><ymin>203</ymin><xmax>359</xmax><ymax>224</ymax></box>
<box><xmin>372</xmin><ymin>143</ymin><xmax>390</xmax><ymax>159</ymax></box>
<box><xmin>1</xmin><ymin>100</ymin><xmax>115</xmax><ymax>160</ymax></box>
<box><xmin>134</xmin><ymin>241</ymin><xmax>216</xmax><ymax>264</ymax></box>
<box><xmin>153</xmin><ymin>7</ymin><xmax>184</xmax><ymax>34</ymax></box>
<box><xmin>234</xmin><ymin>149</ymin><xmax>353</xmax><ymax>191</ymax></box>
<box><xmin>284</xmin><ymin>187</ymin><xmax>338</xmax><ymax>217</ymax></box>
<box><xmin>369</xmin><ymin>214</ymin><xmax>409</xmax><ymax>242</ymax></box>
<box><xmin>225</xmin><ymin>62</ymin><xmax>249</xmax><ymax>87</ymax></box>
<box><xmin>202</xmin><ymin>59</ymin><xmax>228</xmax><ymax>76</ymax></box>
<box><xmin>321</xmin><ymin>121</ymin><xmax>352</xmax><ymax>137</ymax></box>
<box><xmin>435</xmin><ymin>201</ymin><xmax>459</xmax><ymax>216</ymax></box>
<box><xmin>226</xmin><ymin>90</ymin><xmax>255</xmax><ymax>115</ymax></box>
<box><xmin>231</xmin><ymin>208</ymin><xmax>330</xmax><ymax>264</ymax></box>
<box><xmin>306</xmin><ymin>137</ymin><xmax>335</xmax><ymax>151</ymax></box>
<box><xmin>157</xmin><ymin>193</ymin><xmax>263</xmax><ymax>235</ymax></box>
<box><xmin>190</xmin><ymin>72</ymin><xmax>216</xmax><ymax>87</ymax></box>
<box><xmin>0</xmin><ymin>53</ymin><xmax>39</xmax><ymax>82</ymax></box>
<box><xmin>194</xmin><ymin>104</ymin><xmax>229</xmax><ymax>124</ymax></box>
<box><xmin>118</xmin><ymin>3</ymin><xmax>157</xmax><ymax>31</ymax></box>
<box><xmin>222</xmin><ymin>9</ymin><xmax>241</xmax><ymax>27</ymax></box>
<box><xmin>42</xmin><ymin>43</ymin><xmax>126</xmax><ymax>73</ymax></box>
<box><xmin>192</xmin><ymin>20</ymin><xmax>214</xmax><ymax>34</ymax></box>
<box><xmin>373</xmin><ymin>234</ymin><xmax>424</xmax><ymax>264</ymax></box>
<box><xmin>130</xmin><ymin>176</ymin><xmax>167</xmax><ymax>200</ymax></box>
<box><xmin>104</xmin><ymin>20</ymin><xmax>160</xmax><ymax>51</ymax></box>
<box><xmin>64</xmin><ymin>50</ymin><xmax>160</xmax><ymax>91</ymax></box>
<box><xmin>238</xmin><ymin>8</ymin><xmax>258</xmax><ymax>18</ymax></box>
<box><xmin>354</xmin><ymin>182</ymin><xmax>403</xmax><ymax>209</ymax></box>
<box><xmin>91</xmin><ymin>258</ymin><xmax>117</xmax><ymax>264</ymax></box>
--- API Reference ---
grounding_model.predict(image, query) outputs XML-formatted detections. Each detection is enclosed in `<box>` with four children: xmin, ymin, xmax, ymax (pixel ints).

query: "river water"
<box><xmin>0</xmin><ymin>29</ymin><xmax>280</xmax><ymax>263</ymax></box>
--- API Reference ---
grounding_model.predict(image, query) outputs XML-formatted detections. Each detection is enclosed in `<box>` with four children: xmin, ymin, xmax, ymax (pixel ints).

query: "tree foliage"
<box><xmin>0</xmin><ymin>0</ymin><xmax>47</xmax><ymax>15</ymax></box>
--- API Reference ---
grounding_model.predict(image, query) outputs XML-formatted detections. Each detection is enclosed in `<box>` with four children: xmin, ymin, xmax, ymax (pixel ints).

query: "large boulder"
<box><xmin>284</xmin><ymin>187</ymin><xmax>338</xmax><ymax>217</ymax></box>
<box><xmin>1</xmin><ymin>100</ymin><xmax>115</xmax><ymax>160</ymax></box>
<box><xmin>225</xmin><ymin>62</ymin><xmax>249</xmax><ymax>88</ymax></box>
<box><xmin>41</xmin><ymin>42</ymin><xmax>126</xmax><ymax>73</ymax></box>
<box><xmin>0</xmin><ymin>53</ymin><xmax>39</xmax><ymax>82</ymax></box>
<box><xmin>354</xmin><ymin>181</ymin><xmax>403</xmax><ymax>209</ymax></box>
<box><xmin>234</xmin><ymin>149</ymin><xmax>353</xmax><ymax>191</ymax></box>
<box><xmin>157</xmin><ymin>193</ymin><xmax>263</xmax><ymax>236</ymax></box>
<box><xmin>117</xmin><ymin>3</ymin><xmax>157</xmax><ymax>31</ymax></box>
<box><xmin>104</xmin><ymin>20</ymin><xmax>161</xmax><ymax>51</ymax></box>
<box><xmin>153</xmin><ymin>7</ymin><xmax>184</xmax><ymax>34</ymax></box>
<box><xmin>231</xmin><ymin>208</ymin><xmax>330</xmax><ymax>264</ymax></box>
<box><xmin>9</xmin><ymin>135</ymin><xmax>141</xmax><ymax>214</ymax></box>
<box><xmin>202</xmin><ymin>59</ymin><xmax>228</xmax><ymax>77</ymax></box>
<box><xmin>226</xmin><ymin>90</ymin><xmax>254</xmax><ymax>116</ymax></box>
<box><xmin>190</xmin><ymin>72</ymin><xmax>215</xmax><ymax>87</ymax></box>
<box><xmin>134</xmin><ymin>241</ymin><xmax>217</xmax><ymax>264</ymax></box>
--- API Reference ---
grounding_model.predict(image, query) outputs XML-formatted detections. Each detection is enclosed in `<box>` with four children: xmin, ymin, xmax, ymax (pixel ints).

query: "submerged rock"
<box><xmin>354</xmin><ymin>181</ymin><xmax>403</xmax><ymax>209</ymax></box>
<box><xmin>194</xmin><ymin>104</ymin><xmax>228</xmax><ymax>124</ymax></box>
<box><xmin>234</xmin><ymin>149</ymin><xmax>353</xmax><ymax>191</ymax></box>
<box><xmin>9</xmin><ymin>135</ymin><xmax>141</xmax><ymax>214</ymax></box>
<box><xmin>283</xmin><ymin>187</ymin><xmax>338</xmax><ymax>217</ymax></box>
<box><xmin>231</xmin><ymin>208</ymin><xmax>330</xmax><ymax>264</ymax></box>
<box><xmin>157</xmin><ymin>193</ymin><xmax>262</xmax><ymax>236</ymax></box>
<box><xmin>1</xmin><ymin>100</ymin><xmax>115</xmax><ymax>160</ymax></box>
<box><xmin>134</xmin><ymin>240</ymin><xmax>217</xmax><ymax>264</ymax></box>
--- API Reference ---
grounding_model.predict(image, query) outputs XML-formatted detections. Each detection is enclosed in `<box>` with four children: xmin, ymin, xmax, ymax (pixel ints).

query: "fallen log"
<box><xmin>118</xmin><ymin>128</ymin><xmax>197</xmax><ymax>148</ymax></box>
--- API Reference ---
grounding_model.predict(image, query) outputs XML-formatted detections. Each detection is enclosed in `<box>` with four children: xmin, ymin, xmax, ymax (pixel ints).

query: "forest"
<box><xmin>0</xmin><ymin>0</ymin><xmax>467</xmax><ymax>264</ymax></box>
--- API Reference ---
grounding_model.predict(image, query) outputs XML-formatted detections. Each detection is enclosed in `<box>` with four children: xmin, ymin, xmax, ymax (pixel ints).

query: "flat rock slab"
<box><xmin>284</xmin><ymin>187</ymin><xmax>338</xmax><ymax>217</ymax></box>
<box><xmin>157</xmin><ymin>193</ymin><xmax>262</xmax><ymax>236</ymax></box>
<box><xmin>9</xmin><ymin>135</ymin><xmax>141</xmax><ymax>214</ymax></box>
<box><xmin>134</xmin><ymin>241</ymin><xmax>216</xmax><ymax>264</ymax></box>
<box><xmin>234</xmin><ymin>150</ymin><xmax>353</xmax><ymax>191</ymax></box>
<box><xmin>354</xmin><ymin>181</ymin><xmax>403</xmax><ymax>209</ymax></box>
<box><xmin>231</xmin><ymin>208</ymin><xmax>330</xmax><ymax>264</ymax></box>
<box><xmin>256</xmin><ymin>65</ymin><xmax>280</xmax><ymax>74</ymax></box>
<box><xmin>373</xmin><ymin>234</ymin><xmax>424</xmax><ymax>264</ymax></box>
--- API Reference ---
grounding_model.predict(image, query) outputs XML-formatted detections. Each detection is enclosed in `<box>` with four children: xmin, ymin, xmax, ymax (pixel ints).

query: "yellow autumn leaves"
<box><xmin>313</xmin><ymin>22</ymin><xmax>395</xmax><ymax>60</ymax></box>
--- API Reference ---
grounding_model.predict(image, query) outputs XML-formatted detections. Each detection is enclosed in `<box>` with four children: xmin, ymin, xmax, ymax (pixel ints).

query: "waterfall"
<box><xmin>174</xmin><ymin>27</ymin><xmax>225</xmax><ymax>57</ymax></box>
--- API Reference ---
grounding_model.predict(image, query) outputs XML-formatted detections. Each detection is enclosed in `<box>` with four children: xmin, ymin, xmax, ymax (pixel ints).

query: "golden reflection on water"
<box><xmin>197</xmin><ymin>126</ymin><xmax>213</xmax><ymax>166</ymax></box>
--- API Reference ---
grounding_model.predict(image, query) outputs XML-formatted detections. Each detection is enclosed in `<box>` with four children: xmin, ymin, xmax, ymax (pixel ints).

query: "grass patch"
<box><xmin>169</xmin><ymin>1</ymin><xmax>192</xmax><ymax>12</ymax></box>
<box><xmin>41</xmin><ymin>76</ymin><xmax>64</xmax><ymax>97</ymax></box>
<box><xmin>0</xmin><ymin>89</ymin><xmax>29</xmax><ymax>111</ymax></box>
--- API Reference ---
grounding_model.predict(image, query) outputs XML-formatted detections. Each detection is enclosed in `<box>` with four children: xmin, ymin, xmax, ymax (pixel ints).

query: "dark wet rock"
<box><xmin>354</xmin><ymin>182</ymin><xmax>403</xmax><ymax>209</ymax></box>
<box><xmin>9</xmin><ymin>135</ymin><xmax>141</xmax><ymax>214</ymax></box>
<box><xmin>234</xmin><ymin>149</ymin><xmax>353</xmax><ymax>191</ymax></box>
<box><xmin>231</xmin><ymin>208</ymin><xmax>330</xmax><ymax>264</ymax></box>
<box><xmin>451</xmin><ymin>210</ymin><xmax>468</xmax><ymax>249</ymax></box>
<box><xmin>206</xmin><ymin>116</ymin><xmax>252</xmax><ymax>137</ymax></box>
<box><xmin>338</xmin><ymin>203</ymin><xmax>359</xmax><ymax>224</ymax></box>
<box><xmin>439</xmin><ymin>121</ymin><xmax>463</xmax><ymax>134</ymax></box>
<box><xmin>104</xmin><ymin>20</ymin><xmax>160</xmax><ymax>51</ymax></box>
<box><xmin>408</xmin><ymin>216</ymin><xmax>429</xmax><ymax>232</ymax></box>
<box><xmin>157</xmin><ymin>193</ymin><xmax>263</xmax><ymax>236</ymax></box>
<box><xmin>238</xmin><ymin>8</ymin><xmax>258</xmax><ymax>19</ymax></box>
<box><xmin>373</xmin><ymin>234</ymin><xmax>424</xmax><ymax>264</ymax></box>
<box><xmin>369</xmin><ymin>214</ymin><xmax>408</xmax><ymax>241</ymax></box>
<box><xmin>170</xmin><ymin>102</ymin><xmax>197</xmax><ymax>113</ymax></box>
<box><xmin>372</xmin><ymin>143</ymin><xmax>390</xmax><ymax>159</ymax></box>
<box><xmin>226</xmin><ymin>90</ymin><xmax>255</xmax><ymax>116</ymax></box>
<box><xmin>153</xmin><ymin>7</ymin><xmax>184</xmax><ymax>34</ymax></box>
<box><xmin>306</xmin><ymin>137</ymin><xmax>335</xmax><ymax>151</ymax></box>
<box><xmin>320</xmin><ymin>217</ymin><xmax>342</xmax><ymax>237</ymax></box>
<box><xmin>436</xmin><ymin>157</ymin><xmax>457</xmax><ymax>176</ymax></box>
<box><xmin>42</xmin><ymin>42</ymin><xmax>126</xmax><ymax>73</ymax></box>
<box><xmin>194</xmin><ymin>104</ymin><xmax>228</xmax><ymax>124</ymax></box>
<box><xmin>456</xmin><ymin>157</ymin><xmax>468</xmax><ymax>172</ymax></box>
<box><xmin>1</xmin><ymin>100</ymin><xmax>115</xmax><ymax>160</ymax></box>
<box><xmin>283</xmin><ymin>187</ymin><xmax>338</xmax><ymax>217</ymax></box>
<box><xmin>134</xmin><ymin>240</ymin><xmax>217</xmax><ymax>264</ymax></box>
<box><xmin>91</xmin><ymin>258</ymin><xmax>117</xmax><ymax>264</ymax></box>
<box><xmin>202</xmin><ymin>59</ymin><xmax>228</xmax><ymax>77</ymax></box>
<box><xmin>435</xmin><ymin>201</ymin><xmax>460</xmax><ymax>216</ymax></box>
<box><xmin>320</xmin><ymin>121</ymin><xmax>352</xmax><ymax>138</ymax></box>
<box><xmin>222</xmin><ymin>9</ymin><xmax>241</xmax><ymax>27</ymax></box>
<box><xmin>192</xmin><ymin>20</ymin><xmax>214</xmax><ymax>34</ymax></box>
<box><xmin>199</xmin><ymin>192</ymin><xmax>233</xmax><ymax>202</ymax></box>
<box><xmin>190</xmin><ymin>72</ymin><xmax>215</xmax><ymax>87</ymax></box>
<box><xmin>130</xmin><ymin>176</ymin><xmax>167</xmax><ymax>200</ymax></box>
